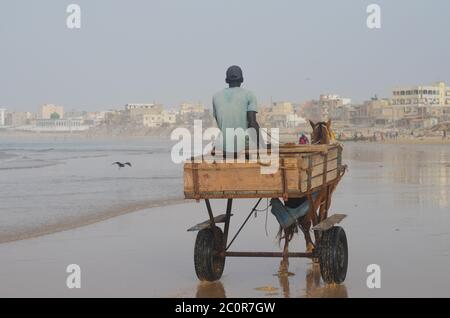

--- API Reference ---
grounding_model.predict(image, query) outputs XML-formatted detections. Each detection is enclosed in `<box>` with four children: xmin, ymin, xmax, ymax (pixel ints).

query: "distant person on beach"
<box><xmin>299</xmin><ymin>132</ymin><xmax>309</xmax><ymax>144</ymax></box>
<box><xmin>212</xmin><ymin>65</ymin><xmax>262</xmax><ymax>158</ymax></box>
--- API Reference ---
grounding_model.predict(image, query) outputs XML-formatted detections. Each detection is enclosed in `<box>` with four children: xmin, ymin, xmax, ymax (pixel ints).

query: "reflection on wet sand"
<box><xmin>304</xmin><ymin>264</ymin><xmax>348</xmax><ymax>298</ymax></box>
<box><xmin>276</xmin><ymin>263</ymin><xmax>348</xmax><ymax>298</ymax></box>
<box><xmin>345</xmin><ymin>143</ymin><xmax>450</xmax><ymax>186</ymax></box>
<box><xmin>343</xmin><ymin>143</ymin><xmax>450</xmax><ymax>212</ymax></box>
<box><xmin>196</xmin><ymin>281</ymin><xmax>226</xmax><ymax>298</ymax></box>
<box><xmin>277</xmin><ymin>270</ymin><xmax>291</xmax><ymax>298</ymax></box>
<box><xmin>345</xmin><ymin>143</ymin><xmax>450</xmax><ymax>208</ymax></box>
<box><xmin>195</xmin><ymin>264</ymin><xmax>348</xmax><ymax>298</ymax></box>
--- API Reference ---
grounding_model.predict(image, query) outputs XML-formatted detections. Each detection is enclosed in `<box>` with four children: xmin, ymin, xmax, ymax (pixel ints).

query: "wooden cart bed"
<box><xmin>184</xmin><ymin>144</ymin><xmax>344</xmax><ymax>200</ymax></box>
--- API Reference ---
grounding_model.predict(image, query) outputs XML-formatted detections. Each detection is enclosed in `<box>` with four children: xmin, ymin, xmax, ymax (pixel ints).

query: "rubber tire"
<box><xmin>319</xmin><ymin>226</ymin><xmax>348</xmax><ymax>284</ymax></box>
<box><xmin>194</xmin><ymin>226</ymin><xmax>225</xmax><ymax>282</ymax></box>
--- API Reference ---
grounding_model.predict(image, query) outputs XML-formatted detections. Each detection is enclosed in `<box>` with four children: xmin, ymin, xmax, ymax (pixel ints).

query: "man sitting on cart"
<box><xmin>212</xmin><ymin>65</ymin><xmax>263</xmax><ymax>160</ymax></box>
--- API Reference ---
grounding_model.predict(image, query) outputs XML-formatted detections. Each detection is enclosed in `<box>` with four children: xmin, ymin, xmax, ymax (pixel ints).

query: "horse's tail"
<box><xmin>276</xmin><ymin>223</ymin><xmax>299</xmax><ymax>246</ymax></box>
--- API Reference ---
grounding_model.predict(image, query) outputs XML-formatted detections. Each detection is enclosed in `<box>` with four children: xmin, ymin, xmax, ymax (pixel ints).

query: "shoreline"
<box><xmin>1</xmin><ymin>138</ymin><xmax>448</xmax><ymax>246</ymax></box>
<box><xmin>341</xmin><ymin>138</ymin><xmax>450</xmax><ymax>145</ymax></box>
<box><xmin>0</xmin><ymin>197</ymin><xmax>186</xmax><ymax>245</ymax></box>
<box><xmin>2</xmin><ymin>129</ymin><xmax>450</xmax><ymax>144</ymax></box>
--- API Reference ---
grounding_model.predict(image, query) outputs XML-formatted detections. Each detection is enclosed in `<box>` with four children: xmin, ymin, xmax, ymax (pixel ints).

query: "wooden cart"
<box><xmin>184</xmin><ymin>144</ymin><xmax>348</xmax><ymax>284</ymax></box>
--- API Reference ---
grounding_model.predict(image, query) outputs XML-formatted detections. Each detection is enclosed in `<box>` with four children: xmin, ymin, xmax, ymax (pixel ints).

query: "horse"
<box><xmin>310</xmin><ymin>120</ymin><xmax>333</xmax><ymax>144</ymax></box>
<box><xmin>278</xmin><ymin>119</ymin><xmax>334</xmax><ymax>273</ymax></box>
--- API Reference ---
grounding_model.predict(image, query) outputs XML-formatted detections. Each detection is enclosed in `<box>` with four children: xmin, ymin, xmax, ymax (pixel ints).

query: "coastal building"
<box><xmin>179</xmin><ymin>103</ymin><xmax>204</xmax><ymax>115</ymax></box>
<box><xmin>272</xmin><ymin>102</ymin><xmax>294</xmax><ymax>114</ymax></box>
<box><xmin>104</xmin><ymin>110</ymin><xmax>125</xmax><ymax>125</ymax></box>
<box><xmin>65</xmin><ymin>110</ymin><xmax>87</xmax><ymax>119</ymax></box>
<box><xmin>85</xmin><ymin>111</ymin><xmax>109</xmax><ymax>126</ymax></box>
<box><xmin>257</xmin><ymin>102</ymin><xmax>307</xmax><ymax>128</ymax></box>
<box><xmin>34</xmin><ymin>119</ymin><xmax>89</xmax><ymax>132</ymax></box>
<box><xmin>300</xmin><ymin>100</ymin><xmax>323</xmax><ymax>122</ymax></box>
<box><xmin>125</xmin><ymin>103</ymin><xmax>164</xmax><ymax>123</ymax></box>
<box><xmin>162</xmin><ymin>111</ymin><xmax>177</xmax><ymax>124</ymax></box>
<box><xmin>40</xmin><ymin>104</ymin><xmax>64</xmax><ymax>119</ymax></box>
<box><xmin>125</xmin><ymin>103</ymin><xmax>164</xmax><ymax>112</ymax></box>
<box><xmin>320</xmin><ymin>94</ymin><xmax>352</xmax><ymax>120</ymax></box>
<box><xmin>0</xmin><ymin>108</ymin><xmax>5</xmax><ymax>126</ymax></box>
<box><xmin>320</xmin><ymin>94</ymin><xmax>351</xmax><ymax>106</ymax></box>
<box><xmin>286</xmin><ymin>114</ymin><xmax>307</xmax><ymax>128</ymax></box>
<box><xmin>143</xmin><ymin>111</ymin><xmax>178</xmax><ymax>127</ymax></box>
<box><xmin>8</xmin><ymin>112</ymin><xmax>34</xmax><ymax>127</ymax></box>
<box><xmin>179</xmin><ymin>103</ymin><xmax>206</xmax><ymax>125</ymax></box>
<box><xmin>346</xmin><ymin>104</ymin><xmax>370</xmax><ymax>126</ymax></box>
<box><xmin>391</xmin><ymin>82</ymin><xmax>450</xmax><ymax>120</ymax></box>
<box><xmin>365</xmin><ymin>99</ymin><xmax>398</xmax><ymax>125</ymax></box>
<box><xmin>143</xmin><ymin>114</ymin><xmax>163</xmax><ymax>128</ymax></box>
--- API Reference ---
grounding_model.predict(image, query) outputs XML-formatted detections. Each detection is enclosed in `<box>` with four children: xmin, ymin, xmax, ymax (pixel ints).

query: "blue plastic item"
<box><xmin>270</xmin><ymin>192</ymin><xmax>318</xmax><ymax>229</ymax></box>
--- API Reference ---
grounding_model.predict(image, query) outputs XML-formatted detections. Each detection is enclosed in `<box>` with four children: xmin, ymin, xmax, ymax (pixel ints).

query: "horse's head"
<box><xmin>309</xmin><ymin>119</ymin><xmax>332</xmax><ymax>144</ymax></box>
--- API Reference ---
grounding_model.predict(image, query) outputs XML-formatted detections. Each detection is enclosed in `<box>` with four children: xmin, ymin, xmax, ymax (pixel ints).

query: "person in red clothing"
<box><xmin>299</xmin><ymin>132</ymin><xmax>309</xmax><ymax>144</ymax></box>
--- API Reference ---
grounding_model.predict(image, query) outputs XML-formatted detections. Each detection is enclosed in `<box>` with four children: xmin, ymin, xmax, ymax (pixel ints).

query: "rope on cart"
<box><xmin>226</xmin><ymin>198</ymin><xmax>265</xmax><ymax>250</ymax></box>
<box><xmin>252</xmin><ymin>198</ymin><xmax>271</xmax><ymax>237</ymax></box>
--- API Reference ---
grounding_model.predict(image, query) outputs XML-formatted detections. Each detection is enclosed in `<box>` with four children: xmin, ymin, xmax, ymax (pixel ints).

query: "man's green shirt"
<box><xmin>213</xmin><ymin>87</ymin><xmax>258</xmax><ymax>153</ymax></box>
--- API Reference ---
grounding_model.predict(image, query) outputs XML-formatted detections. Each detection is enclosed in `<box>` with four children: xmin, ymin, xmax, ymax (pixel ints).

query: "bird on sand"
<box><xmin>112</xmin><ymin>162</ymin><xmax>132</xmax><ymax>169</ymax></box>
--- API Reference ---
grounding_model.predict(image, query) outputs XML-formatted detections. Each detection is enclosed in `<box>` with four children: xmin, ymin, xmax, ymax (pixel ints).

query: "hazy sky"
<box><xmin>1</xmin><ymin>0</ymin><xmax>449</xmax><ymax>112</ymax></box>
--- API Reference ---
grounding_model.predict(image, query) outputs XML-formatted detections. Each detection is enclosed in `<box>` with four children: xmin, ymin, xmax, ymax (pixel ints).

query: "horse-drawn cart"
<box><xmin>184</xmin><ymin>143</ymin><xmax>348</xmax><ymax>284</ymax></box>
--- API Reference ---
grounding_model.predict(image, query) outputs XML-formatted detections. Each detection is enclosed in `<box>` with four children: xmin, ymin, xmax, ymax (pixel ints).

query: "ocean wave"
<box><xmin>0</xmin><ymin>147</ymin><xmax>170</xmax><ymax>154</ymax></box>
<box><xmin>0</xmin><ymin>160</ymin><xmax>62</xmax><ymax>170</ymax></box>
<box><xmin>0</xmin><ymin>152</ymin><xmax>19</xmax><ymax>160</ymax></box>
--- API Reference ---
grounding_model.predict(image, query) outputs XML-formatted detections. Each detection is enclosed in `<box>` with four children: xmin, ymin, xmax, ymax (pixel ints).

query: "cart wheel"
<box><xmin>194</xmin><ymin>226</ymin><xmax>225</xmax><ymax>282</ymax></box>
<box><xmin>319</xmin><ymin>226</ymin><xmax>348</xmax><ymax>284</ymax></box>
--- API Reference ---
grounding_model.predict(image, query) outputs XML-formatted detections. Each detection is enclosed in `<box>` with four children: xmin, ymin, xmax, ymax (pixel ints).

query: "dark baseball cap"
<box><xmin>226</xmin><ymin>65</ymin><xmax>244</xmax><ymax>83</ymax></box>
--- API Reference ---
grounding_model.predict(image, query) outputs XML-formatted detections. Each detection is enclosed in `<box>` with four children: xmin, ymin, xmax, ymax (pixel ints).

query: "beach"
<box><xmin>0</xmin><ymin>136</ymin><xmax>184</xmax><ymax>243</ymax></box>
<box><xmin>1</xmin><ymin>139</ymin><xmax>450</xmax><ymax>297</ymax></box>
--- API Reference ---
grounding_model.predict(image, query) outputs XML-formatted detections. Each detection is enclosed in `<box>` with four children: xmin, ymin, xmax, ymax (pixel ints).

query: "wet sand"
<box><xmin>1</xmin><ymin>143</ymin><xmax>450</xmax><ymax>297</ymax></box>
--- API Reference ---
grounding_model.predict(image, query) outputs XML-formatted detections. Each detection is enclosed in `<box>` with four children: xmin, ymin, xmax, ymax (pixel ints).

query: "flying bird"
<box><xmin>112</xmin><ymin>162</ymin><xmax>132</xmax><ymax>169</ymax></box>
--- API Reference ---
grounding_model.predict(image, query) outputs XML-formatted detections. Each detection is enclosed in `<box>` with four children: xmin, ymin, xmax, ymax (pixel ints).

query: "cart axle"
<box><xmin>224</xmin><ymin>251</ymin><xmax>313</xmax><ymax>258</ymax></box>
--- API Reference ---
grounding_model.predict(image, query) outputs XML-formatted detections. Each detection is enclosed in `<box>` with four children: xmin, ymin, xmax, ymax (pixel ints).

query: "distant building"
<box><xmin>162</xmin><ymin>111</ymin><xmax>177</xmax><ymax>124</ymax></box>
<box><xmin>85</xmin><ymin>111</ymin><xmax>109</xmax><ymax>126</ymax></box>
<box><xmin>286</xmin><ymin>114</ymin><xmax>306</xmax><ymax>128</ymax></box>
<box><xmin>125</xmin><ymin>103</ymin><xmax>163</xmax><ymax>112</ymax></box>
<box><xmin>0</xmin><ymin>108</ymin><xmax>6</xmax><ymax>126</ymax></box>
<box><xmin>41</xmin><ymin>104</ymin><xmax>64</xmax><ymax>119</ymax></box>
<box><xmin>34</xmin><ymin>119</ymin><xmax>89</xmax><ymax>132</ymax></box>
<box><xmin>125</xmin><ymin>103</ymin><xmax>164</xmax><ymax>123</ymax></box>
<box><xmin>320</xmin><ymin>94</ymin><xmax>351</xmax><ymax>106</ymax></box>
<box><xmin>391</xmin><ymin>82</ymin><xmax>450</xmax><ymax>120</ymax></box>
<box><xmin>143</xmin><ymin>114</ymin><xmax>163</xmax><ymax>128</ymax></box>
<box><xmin>319</xmin><ymin>94</ymin><xmax>352</xmax><ymax>120</ymax></box>
<box><xmin>257</xmin><ymin>102</ymin><xmax>306</xmax><ymax>128</ymax></box>
<box><xmin>346</xmin><ymin>104</ymin><xmax>370</xmax><ymax>126</ymax></box>
<box><xmin>178</xmin><ymin>103</ymin><xmax>207</xmax><ymax>125</ymax></box>
<box><xmin>104</xmin><ymin>110</ymin><xmax>124</xmax><ymax>125</ymax></box>
<box><xmin>179</xmin><ymin>103</ymin><xmax>204</xmax><ymax>115</ymax></box>
<box><xmin>143</xmin><ymin>111</ymin><xmax>178</xmax><ymax>127</ymax></box>
<box><xmin>62</xmin><ymin>110</ymin><xmax>107</xmax><ymax>126</ymax></box>
<box><xmin>272</xmin><ymin>102</ymin><xmax>294</xmax><ymax>114</ymax></box>
<box><xmin>300</xmin><ymin>100</ymin><xmax>322</xmax><ymax>123</ymax></box>
<box><xmin>65</xmin><ymin>110</ymin><xmax>87</xmax><ymax>119</ymax></box>
<box><xmin>8</xmin><ymin>112</ymin><xmax>34</xmax><ymax>127</ymax></box>
<box><xmin>362</xmin><ymin>99</ymin><xmax>395</xmax><ymax>125</ymax></box>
